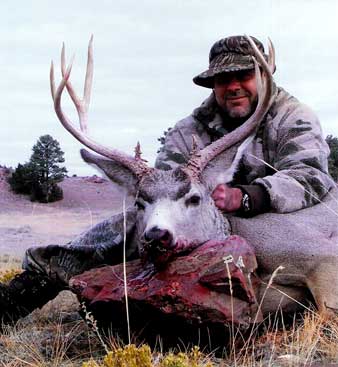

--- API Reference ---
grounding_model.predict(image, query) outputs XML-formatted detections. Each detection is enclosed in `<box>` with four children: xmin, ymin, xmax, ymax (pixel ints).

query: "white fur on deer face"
<box><xmin>135</xmin><ymin>168</ymin><xmax>230</xmax><ymax>258</ymax></box>
<box><xmin>80</xmin><ymin>150</ymin><xmax>230</xmax><ymax>263</ymax></box>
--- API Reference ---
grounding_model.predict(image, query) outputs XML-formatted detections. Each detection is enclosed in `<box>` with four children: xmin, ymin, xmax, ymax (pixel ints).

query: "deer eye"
<box><xmin>135</xmin><ymin>200</ymin><xmax>145</xmax><ymax>210</ymax></box>
<box><xmin>186</xmin><ymin>194</ymin><xmax>201</xmax><ymax>206</ymax></box>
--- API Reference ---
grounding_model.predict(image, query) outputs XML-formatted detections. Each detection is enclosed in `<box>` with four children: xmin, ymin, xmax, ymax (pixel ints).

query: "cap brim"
<box><xmin>193</xmin><ymin>64</ymin><xmax>255</xmax><ymax>88</ymax></box>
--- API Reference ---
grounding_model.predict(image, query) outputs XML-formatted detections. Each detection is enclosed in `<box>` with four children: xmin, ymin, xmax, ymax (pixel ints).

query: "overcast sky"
<box><xmin>1</xmin><ymin>0</ymin><xmax>338</xmax><ymax>175</ymax></box>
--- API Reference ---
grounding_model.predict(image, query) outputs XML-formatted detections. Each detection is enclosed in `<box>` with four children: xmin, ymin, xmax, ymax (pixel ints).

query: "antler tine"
<box><xmin>190</xmin><ymin>135</ymin><xmax>199</xmax><ymax>156</ymax></box>
<box><xmin>50</xmin><ymin>61</ymin><xmax>56</xmax><ymax>100</ymax></box>
<box><xmin>50</xmin><ymin>39</ymin><xmax>152</xmax><ymax>179</ymax></box>
<box><xmin>61</xmin><ymin>41</ymin><xmax>89</xmax><ymax>133</ymax></box>
<box><xmin>184</xmin><ymin>35</ymin><xmax>274</xmax><ymax>180</ymax></box>
<box><xmin>267</xmin><ymin>37</ymin><xmax>276</xmax><ymax>73</ymax></box>
<box><xmin>83</xmin><ymin>34</ymin><xmax>94</xmax><ymax>108</ymax></box>
<box><xmin>253</xmin><ymin>56</ymin><xmax>263</xmax><ymax>101</ymax></box>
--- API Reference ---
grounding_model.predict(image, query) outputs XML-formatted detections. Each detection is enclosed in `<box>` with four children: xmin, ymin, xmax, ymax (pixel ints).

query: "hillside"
<box><xmin>0</xmin><ymin>167</ymin><xmax>130</xmax><ymax>257</ymax></box>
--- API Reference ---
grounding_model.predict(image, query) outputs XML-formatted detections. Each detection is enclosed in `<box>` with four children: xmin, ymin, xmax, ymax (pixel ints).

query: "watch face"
<box><xmin>242</xmin><ymin>193</ymin><xmax>251</xmax><ymax>212</ymax></box>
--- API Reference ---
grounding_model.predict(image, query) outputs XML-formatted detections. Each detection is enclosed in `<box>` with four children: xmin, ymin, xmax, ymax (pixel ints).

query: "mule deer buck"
<box><xmin>50</xmin><ymin>36</ymin><xmax>338</xmax><ymax>317</ymax></box>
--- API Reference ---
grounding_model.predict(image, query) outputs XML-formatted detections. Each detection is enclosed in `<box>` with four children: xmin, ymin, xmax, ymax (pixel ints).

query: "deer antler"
<box><xmin>50</xmin><ymin>37</ymin><xmax>153</xmax><ymax>180</ymax></box>
<box><xmin>267</xmin><ymin>37</ymin><xmax>276</xmax><ymax>73</ymax></box>
<box><xmin>184</xmin><ymin>35</ymin><xmax>275</xmax><ymax>180</ymax></box>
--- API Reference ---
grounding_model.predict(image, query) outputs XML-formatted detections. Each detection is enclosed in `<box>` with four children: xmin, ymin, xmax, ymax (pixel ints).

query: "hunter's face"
<box><xmin>213</xmin><ymin>69</ymin><xmax>258</xmax><ymax>120</ymax></box>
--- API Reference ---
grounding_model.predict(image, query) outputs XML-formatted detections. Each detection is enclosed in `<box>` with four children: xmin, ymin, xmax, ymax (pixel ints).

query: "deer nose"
<box><xmin>144</xmin><ymin>226</ymin><xmax>173</xmax><ymax>248</ymax></box>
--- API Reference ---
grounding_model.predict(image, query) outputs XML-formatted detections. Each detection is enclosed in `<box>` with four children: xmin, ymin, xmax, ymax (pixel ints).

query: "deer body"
<box><xmin>81</xmin><ymin>145</ymin><xmax>338</xmax><ymax>315</ymax></box>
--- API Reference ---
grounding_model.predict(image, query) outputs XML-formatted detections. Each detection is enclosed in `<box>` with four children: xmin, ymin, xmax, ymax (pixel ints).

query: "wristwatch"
<box><xmin>241</xmin><ymin>193</ymin><xmax>251</xmax><ymax>213</ymax></box>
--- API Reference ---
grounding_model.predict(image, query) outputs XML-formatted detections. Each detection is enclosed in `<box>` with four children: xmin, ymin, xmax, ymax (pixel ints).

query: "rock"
<box><xmin>70</xmin><ymin>236</ymin><xmax>261</xmax><ymax>346</ymax></box>
<box><xmin>85</xmin><ymin>175</ymin><xmax>107</xmax><ymax>184</ymax></box>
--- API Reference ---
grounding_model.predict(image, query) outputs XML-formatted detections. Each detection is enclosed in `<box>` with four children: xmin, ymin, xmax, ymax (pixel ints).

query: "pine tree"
<box><xmin>29</xmin><ymin>134</ymin><xmax>68</xmax><ymax>202</ymax></box>
<box><xmin>9</xmin><ymin>135</ymin><xmax>67</xmax><ymax>203</ymax></box>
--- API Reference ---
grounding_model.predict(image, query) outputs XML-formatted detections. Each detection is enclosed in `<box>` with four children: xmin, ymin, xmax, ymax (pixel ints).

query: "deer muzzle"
<box><xmin>144</xmin><ymin>226</ymin><xmax>174</xmax><ymax>248</ymax></box>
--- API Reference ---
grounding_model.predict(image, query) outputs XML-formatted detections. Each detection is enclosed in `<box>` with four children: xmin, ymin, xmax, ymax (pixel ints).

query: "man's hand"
<box><xmin>211</xmin><ymin>184</ymin><xmax>243</xmax><ymax>212</ymax></box>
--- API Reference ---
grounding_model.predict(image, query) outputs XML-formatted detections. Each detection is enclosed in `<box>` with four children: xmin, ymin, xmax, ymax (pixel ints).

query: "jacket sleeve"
<box><xmin>252</xmin><ymin>105</ymin><xmax>335</xmax><ymax>213</ymax></box>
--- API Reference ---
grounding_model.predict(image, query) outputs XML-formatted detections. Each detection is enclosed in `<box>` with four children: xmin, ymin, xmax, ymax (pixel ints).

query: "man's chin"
<box><xmin>224</xmin><ymin>98</ymin><xmax>257</xmax><ymax>120</ymax></box>
<box><xmin>226</xmin><ymin>107</ymin><xmax>251</xmax><ymax>119</ymax></box>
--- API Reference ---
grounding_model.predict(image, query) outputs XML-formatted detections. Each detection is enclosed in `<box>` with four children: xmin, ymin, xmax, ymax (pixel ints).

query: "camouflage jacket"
<box><xmin>155</xmin><ymin>87</ymin><xmax>335</xmax><ymax>214</ymax></box>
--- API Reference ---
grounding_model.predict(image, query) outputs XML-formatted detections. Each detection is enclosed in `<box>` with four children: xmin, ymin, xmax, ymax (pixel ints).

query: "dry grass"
<box><xmin>232</xmin><ymin>311</ymin><xmax>338</xmax><ymax>366</ymax></box>
<box><xmin>0</xmin><ymin>292</ymin><xmax>337</xmax><ymax>366</ymax></box>
<box><xmin>0</xmin><ymin>254</ymin><xmax>22</xmax><ymax>271</ymax></box>
<box><xmin>0</xmin><ymin>254</ymin><xmax>22</xmax><ymax>284</ymax></box>
<box><xmin>1</xmin><ymin>258</ymin><xmax>338</xmax><ymax>366</ymax></box>
<box><xmin>0</xmin><ymin>291</ymin><xmax>105</xmax><ymax>366</ymax></box>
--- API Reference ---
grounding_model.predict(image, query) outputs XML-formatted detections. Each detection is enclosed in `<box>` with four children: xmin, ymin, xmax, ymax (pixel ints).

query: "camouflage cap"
<box><xmin>193</xmin><ymin>35</ymin><xmax>268</xmax><ymax>89</ymax></box>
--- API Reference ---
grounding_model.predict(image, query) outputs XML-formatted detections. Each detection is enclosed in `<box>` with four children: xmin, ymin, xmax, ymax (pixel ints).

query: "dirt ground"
<box><xmin>0</xmin><ymin>168</ymin><xmax>131</xmax><ymax>260</ymax></box>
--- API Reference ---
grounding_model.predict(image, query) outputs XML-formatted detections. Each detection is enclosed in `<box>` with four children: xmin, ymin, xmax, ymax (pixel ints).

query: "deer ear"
<box><xmin>80</xmin><ymin>149</ymin><xmax>138</xmax><ymax>195</ymax></box>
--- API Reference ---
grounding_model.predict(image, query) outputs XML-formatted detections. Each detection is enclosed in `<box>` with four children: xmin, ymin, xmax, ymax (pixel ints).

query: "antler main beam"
<box><xmin>50</xmin><ymin>37</ymin><xmax>152</xmax><ymax>179</ymax></box>
<box><xmin>184</xmin><ymin>35</ymin><xmax>275</xmax><ymax>180</ymax></box>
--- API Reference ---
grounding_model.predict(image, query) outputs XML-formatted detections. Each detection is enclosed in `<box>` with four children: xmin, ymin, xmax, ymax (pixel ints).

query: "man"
<box><xmin>155</xmin><ymin>36</ymin><xmax>338</xmax><ymax>315</ymax></box>
<box><xmin>156</xmin><ymin>36</ymin><xmax>334</xmax><ymax>216</ymax></box>
<box><xmin>0</xmin><ymin>35</ymin><xmax>337</xmax><ymax>323</ymax></box>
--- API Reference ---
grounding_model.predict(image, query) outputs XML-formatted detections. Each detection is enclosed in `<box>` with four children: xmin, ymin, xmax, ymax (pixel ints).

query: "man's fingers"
<box><xmin>212</xmin><ymin>184</ymin><xmax>243</xmax><ymax>212</ymax></box>
<box><xmin>212</xmin><ymin>191</ymin><xmax>225</xmax><ymax>200</ymax></box>
<box><xmin>211</xmin><ymin>184</ymin><xmax>227</xmax><ymax>200</ymax></box>
<box><xmin>214</xmin><ymin>199</ymin><xmax>226</xmax><ymax>210</ymax></box>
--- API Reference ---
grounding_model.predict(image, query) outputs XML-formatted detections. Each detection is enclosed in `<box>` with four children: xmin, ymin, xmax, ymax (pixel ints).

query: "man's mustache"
<box><xmin>223</xmin><ymin>90</ymin><xmax>250</xmax><ymax>100</ymax></box>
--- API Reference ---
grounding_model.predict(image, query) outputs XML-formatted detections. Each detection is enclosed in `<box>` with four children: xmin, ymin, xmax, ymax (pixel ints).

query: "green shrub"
<box><xmin>8</xmin><ymin>163</ymin><xmax>37</xmax><ymax>195</ymax></box>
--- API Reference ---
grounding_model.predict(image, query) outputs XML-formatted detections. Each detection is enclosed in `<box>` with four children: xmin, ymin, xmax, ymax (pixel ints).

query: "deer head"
<box><xmin>50</xmin><ymin>35</ymin><xmax>274</xmax><ymax>266</ymax></box>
